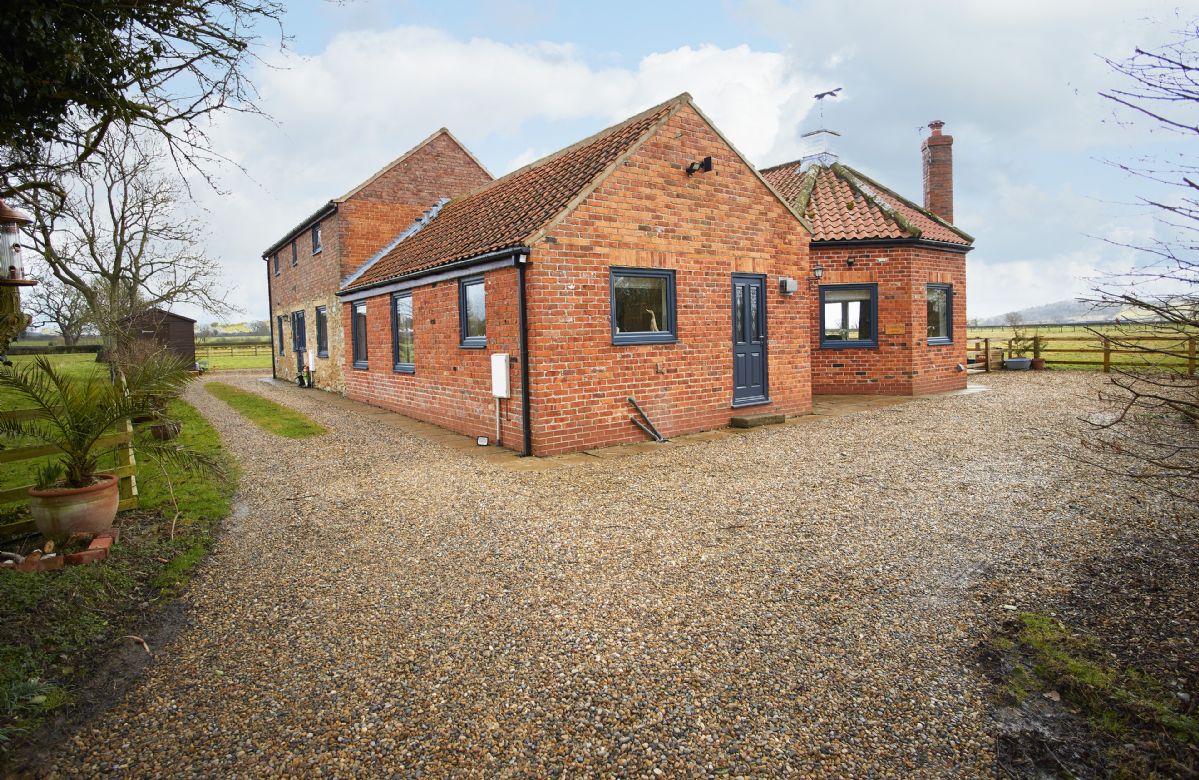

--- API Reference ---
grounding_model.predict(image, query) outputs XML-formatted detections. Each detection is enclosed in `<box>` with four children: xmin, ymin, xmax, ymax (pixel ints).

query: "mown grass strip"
<box><xmin>205</xmin><ymin>382</ymin><xmax>326</xmax><ymax>439</ymax></box>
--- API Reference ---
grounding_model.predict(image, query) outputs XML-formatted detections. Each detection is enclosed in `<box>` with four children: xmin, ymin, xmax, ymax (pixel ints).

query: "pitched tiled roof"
<box><xmin>760</xmin><ymin>160</ymin><xmax>972</xmax><ymax>246</ymax></box>
<box><xmin>344</xmin><ymin>95</ymin><xmax>686</xmax><ymax>291</ymax></box>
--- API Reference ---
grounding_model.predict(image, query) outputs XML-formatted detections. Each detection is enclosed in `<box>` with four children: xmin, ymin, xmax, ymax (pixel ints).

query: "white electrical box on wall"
<box><xmin>491</xmin><ymin>353</ymin><xmax>511</xmax><ymax>398</ymax></box>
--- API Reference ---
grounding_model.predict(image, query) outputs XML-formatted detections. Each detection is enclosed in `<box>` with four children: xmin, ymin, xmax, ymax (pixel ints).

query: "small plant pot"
<box><xmin>1030</xmin><ymin>358</ymin><xmax>1047</xmax><ymax>370</ymax></box>
<box><xmin>1004</xmin><ymin>357</ymin><xmax>1033</xmax><ymax>370</ymax></box>
<box><xmin>28</xmin><ymin>474</ymin><xmax>120</xmax><ymax>540</ymax></box>
<box><xmin>151</xmin><ymin>420</ymin><xmax>182</xmax><ymax>440</ymax></box>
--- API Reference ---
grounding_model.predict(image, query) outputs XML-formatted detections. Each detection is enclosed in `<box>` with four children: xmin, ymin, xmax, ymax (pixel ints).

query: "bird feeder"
<box><xmin>0</xmin><ymin>200</ymin><xmax>36</xmax><ymax>358</ymax></box>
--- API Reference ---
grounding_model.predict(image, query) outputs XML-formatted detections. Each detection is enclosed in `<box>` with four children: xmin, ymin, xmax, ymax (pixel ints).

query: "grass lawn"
<box><xmin>205</xmin><ymin>382</ymin><xmax>326</xmax><ymax>438</ymax></box>
<box><xmin>0</xmin><ymin>398</ymin><xmax>236</xmax><ymax>760</ymax></box>
<box><xmin>0</xmin><ymin>354</ymin><xmax>107</xmax><ymax>407</ymax></box>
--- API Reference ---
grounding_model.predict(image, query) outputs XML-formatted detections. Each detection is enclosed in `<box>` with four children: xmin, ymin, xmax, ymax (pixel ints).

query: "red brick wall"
<box><xmin>341</xmin><ymin>266</ymin><xmax>526</xmax><ymax>446</ymax></box>
<box><xmin>337</xmin><ymin>134</ymin><xmax>492</xmax><ymax>278</ymax></box>
<box><xmin>809</xmin><ymin>243</ymin><xmax>967</xmax><ymax>395</ymax></box>
<box><xmin>524</xmin><ymin>104</ymin><xmax>812</xmax><ymax>456</ymax></box>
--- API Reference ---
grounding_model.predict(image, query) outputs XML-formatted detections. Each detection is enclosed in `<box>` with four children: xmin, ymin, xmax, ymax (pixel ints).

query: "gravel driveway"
<box><xmin>51</xmin><ymin>371</ymin><xmax>1189</xmax><ymax>777</ymax></box>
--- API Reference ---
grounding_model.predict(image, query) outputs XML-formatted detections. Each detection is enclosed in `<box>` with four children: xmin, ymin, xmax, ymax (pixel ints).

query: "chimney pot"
<box><xmin>921</xmin><ymin>120</ymin><xmax>954</xmax><ymax>224</ymax></box>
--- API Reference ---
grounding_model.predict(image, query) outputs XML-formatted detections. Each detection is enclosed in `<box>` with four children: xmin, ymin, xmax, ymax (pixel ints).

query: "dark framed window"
<box><xmin>277</xmin><ymin>315</ymin><xmax>286</xmax><ymax>355</ymax></box>
<box><xmin>291</xmin><ymin>310</ymin><xmax>306</xmax><ymax>351</ymax></box>
<box><xmin>311</xmin><ymin>222</ymin><xmax>322</xmax><ymax>254</ymax></box>
<box><xmin>820</xmin><ymin>284</ymin><xmax>878</xmax><ymax>348</ymax></box>
<box><xmin>351</xmin><ymin>301</ymin><xmax>368</xmax><ymax>368</ymax></box>
<box><xmin>272</xmin><ymin>252</ymin><xmax>279</xmax><ymax>276</ymax></box>
<box><xmin>927</xmin><ymin>284</ymin><xmax>953</xmax><ymax>344</ymax></box>
<box><xmin>291</xmin><ymin>240</ymin><xmax>298</xmax><ymax>266</ymax></box>
<box><xmin>315</xmin><ymin>306</ymin><xmax>328</xmax><ymax>358</ymax></box>
<box><xmin>611</xmin><ymin>267</ymin><xmax>677</xmax><ymax>345</ymax></box>
<box><xmin>459</xmin><ymin>277</ymin><xmax>486</xmax><ymax>348</ymax></box>
<box><xmin>391</xmin><ymin>293</ymin><xmax>415</xmax><ymax>372</ymax></box>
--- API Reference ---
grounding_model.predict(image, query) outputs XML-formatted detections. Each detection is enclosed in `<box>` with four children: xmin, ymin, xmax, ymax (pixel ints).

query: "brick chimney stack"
<box><xmin>921</xmin><ymin>120</ymin><xmax>953</xmax><ymax>224</ymax></box>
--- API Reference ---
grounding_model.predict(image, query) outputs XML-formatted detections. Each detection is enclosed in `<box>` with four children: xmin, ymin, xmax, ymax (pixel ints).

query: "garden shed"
<box><xmin>128</xmin><ymin>308</ymin><xmax>197</xmax><ymax>366</ymax></box>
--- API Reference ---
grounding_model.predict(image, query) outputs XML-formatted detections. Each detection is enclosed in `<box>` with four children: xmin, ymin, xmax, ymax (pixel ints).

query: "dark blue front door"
<box><xmin>732</xmin><ymin>274</ymin><xmax>768</xmax><ymax>406</ymax></box>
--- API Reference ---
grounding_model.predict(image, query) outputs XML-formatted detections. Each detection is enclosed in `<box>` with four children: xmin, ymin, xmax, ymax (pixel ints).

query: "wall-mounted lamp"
<box><xmin>846</xmin><ymin>259</ymin><xmax>856</xmax><ymax>269</ymax></box>
<box><xmin>686</xmin><ymin>156</ymin><xmax>713</xmax><ymax>176</ymax></box>
<box><xmin>811</xmin><ymin>264</ymin><xmax>825</xmax><ymax>280</ymax></box>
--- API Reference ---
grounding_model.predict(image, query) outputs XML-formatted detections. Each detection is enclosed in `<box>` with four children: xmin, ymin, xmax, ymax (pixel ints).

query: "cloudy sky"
<box><xmin>185</xmin><ymin>0</ymin><xmax>1189</xmax><ymax>323</ymax></box>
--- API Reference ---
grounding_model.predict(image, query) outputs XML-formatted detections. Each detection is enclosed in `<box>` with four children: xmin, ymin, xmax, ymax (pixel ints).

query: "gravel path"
<box><xmin>50</xmin><ymin>371</ymin><xmax>1191</xmax><ymax>777</ymax></box>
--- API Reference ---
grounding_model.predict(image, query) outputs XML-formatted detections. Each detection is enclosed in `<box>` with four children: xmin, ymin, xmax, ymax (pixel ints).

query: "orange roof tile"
<box><xmin>345</xmin><ymin>95</ymin><xmax>686</xmax><ymax>291</ymax></box>
<box><xmin>761</xmin><ymin>160</ymin><xmax>972</xmax><ymax>246</ymax></box>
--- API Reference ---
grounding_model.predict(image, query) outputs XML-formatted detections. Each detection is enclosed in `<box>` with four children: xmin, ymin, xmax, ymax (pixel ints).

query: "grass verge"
<box><xmin>205</xmin><ymin>381</ymin><xmax>326</xmax><ymax>438</ymax></box>
<box><xmin>995</xmin><ymin>611</ymin><xmax>1199</xmax><ymax>777</ymax></box>
<box><xmin>0</xmin><ymin>398</ymin><xmax>236</xmax><ymax>762</ymax></box>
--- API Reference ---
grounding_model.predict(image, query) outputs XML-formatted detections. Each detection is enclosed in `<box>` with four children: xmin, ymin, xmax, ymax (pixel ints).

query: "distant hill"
<box><xmin>976</xmin><ymin>299</ymin><xmax>1128</xmax><ymax>326</ymax></box>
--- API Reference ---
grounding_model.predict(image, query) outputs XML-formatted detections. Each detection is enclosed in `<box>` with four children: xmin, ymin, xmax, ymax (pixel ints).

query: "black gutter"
<box><xmin>266</xmin><ymin>256</ymin><xmax>277</xmax><ymax>379</ymax></box>
<box><xmin>262</xmin><ymin>201</ymin><xmax>337</xmax><ymax>259</ymax></box>
<box><xmin>517</xmin><ymin>254</ymin><xmax>532</xmax><ymax>457</ymax></box>
<box><xmin>809</xmin><ymin>237</ymin><xmax>974</xmax><ymax>253</ymax></box>
<box><xmin>337</xmin><ymin>244</ymin><xmax>529</xmax><ymax>298</ymax></box>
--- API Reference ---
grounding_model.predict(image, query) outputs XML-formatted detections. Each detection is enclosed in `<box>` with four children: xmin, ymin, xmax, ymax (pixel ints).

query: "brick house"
<box><xmin>761</xmin><ymin>121</ymin><xmax>973</xmax><ymax>395</ymax></box>
<box><xmin>263</xmin><ymin>129</ymin><xmax>492</xmax><ymax>391</ymax></box>
<box><xmin>336</xmin><ymin>94</ymin><xmax>813</xmax><ymax>456</ymax></box>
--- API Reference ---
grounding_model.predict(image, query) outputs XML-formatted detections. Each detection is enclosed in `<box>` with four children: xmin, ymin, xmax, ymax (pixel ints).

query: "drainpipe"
<box><xmin>517</xmin><ymin>254</ymin><xmax>532</xmax><ymax>456</ymax></box>
<box><xmin>266</xmin><ymin>257</ymin><xmax>276</xmax><ymax>380</ymax></box>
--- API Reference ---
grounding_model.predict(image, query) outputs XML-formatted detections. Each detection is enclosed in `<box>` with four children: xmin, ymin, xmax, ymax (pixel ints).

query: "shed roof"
<box><xmin>760</xmin><ymin>160</ymin><xmax>973</xmax><ymax>246</ymax></box>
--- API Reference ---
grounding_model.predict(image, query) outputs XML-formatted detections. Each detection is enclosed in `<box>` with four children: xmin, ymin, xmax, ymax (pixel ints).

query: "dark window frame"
<box><xmin>272</xmin><ymin>252</ymin><xmax>279</xmax><ymax>276</ymax></box>
<box><xmin>351</xmin><ymin>301</ymin><xmax>368</xmax><ymax>369</ymax></box>
<box><xmin>276</xmin><ymin>315</ymin><xmax>286</xmax><ymax>355</ymax></box>
<box><xmin>926</xmin><ymin>283</ymin><xmax>953</xmax><ymax>345</ymax></box>
<box><xmin>458</xmin><ymin>276</ymin><xmax>487</xmax><ymax>349</ymax></box>
<box><xmin>315</xmin><ymin>306</ymin><xmax>329</xmax><ymax>358</ymax></box>
<box><xmin>391</xmin><ymin>292</ymin><xmax>415</xmax><ymax>373</ymax></box>
<box><xmin>311</xmin><ymin>222</ymin><xmax>322</xmax><ymax>254</ymax></box>
<box><xmin>610</xmin><ymin>267</ymin><xmax>678</xmax><ymax>346</ymax></box>
<box><xmin>290</xmin><ymin>240</ymin><xmax>298</xmax><ymax>267</ymax></box>
<box><xmin>291</xmin><ymin>310</ymin><xmax>306</xmax><ymax>352</ymax></box>
<box><xmin>819</xmin><ymin>283</ymin><xmax>879</xmax><ymax>349</ymax></box>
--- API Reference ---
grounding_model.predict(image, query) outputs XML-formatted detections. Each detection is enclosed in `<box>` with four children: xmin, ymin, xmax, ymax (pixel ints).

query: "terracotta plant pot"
<box><xmin>1031</xmin><ymin>358</ymin><xmax>1047</xmax><ymax>370</ymax></box>
<box><xmin>29</xmin><ymin>474</ymin><xmax>120</xmax><ymax>540</ymax></box>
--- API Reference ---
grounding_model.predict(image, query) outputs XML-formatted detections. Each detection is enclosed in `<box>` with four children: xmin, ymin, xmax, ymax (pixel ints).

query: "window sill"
<box><xmin>313</xmin><ymin>248</ymin><xmax>322</xmax><ymax>255</ymax></box>
<box><xmin>460</xmin><ymin>339</ymin><xmax>487</xmax><ymax>349</ymax></box>
<box><xmin>393</xmin><ymin>364</ymin><xmax>415</xmax><ymax>374</ymax></box>
<box><xmin>612</xmin><ymin>334</ymin><xmax>678</xmax><ymax>346</ymax></box>
<box><xmin>927</xmin><ymin>338</ymin><xmax>953</xmax><ymax>346</ymax></box>
<box><xmin>317</xmin><ymin>351</ymin><xmax>329</xmax><ymax>359</ymax></box>
<box><xmin>820</xmin><ymin>341</ymin><xmax>878</xmax><ymax>350</ymax></box>
<box><xmin>732</xmin><ymin>396</ymin><xmax>771</xmax><ymax>409</ymax></box>
<box><xmin>352</xmin><ymin>361</ymin><xmax>368</xmax><ymax>370</ymax></box>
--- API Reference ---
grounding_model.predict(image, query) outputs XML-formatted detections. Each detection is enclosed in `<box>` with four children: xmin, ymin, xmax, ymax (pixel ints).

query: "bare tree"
<box><xmin>1</xmin><ymin>1</ymin><xmax>284</xmax><ymax>200</ymax></box>
<box><xmin>19</xmin><ymin>128</ymin><xmax>232</xmax><ymax>353</ymax></box>
<box><xmin>1084</xmin><ymin>14</ymin><xmax>1199</xmax><ymax>494</ymax></box>
<box><xmin>23</xmin><ymin>267</ymin><xmax>92</xmax><ymax>346</ymax></box>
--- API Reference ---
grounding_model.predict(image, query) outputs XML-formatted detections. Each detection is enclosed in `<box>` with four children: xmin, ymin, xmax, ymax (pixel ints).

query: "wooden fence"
<box><xmin>196</xmin><ymin>340</ymin><xmax>271</xmax><ymax>360</ymax></box>
<box><xmin>0</xmin><ymin>413</ymin><xmax>137</xmax><ymax>539</ymax></box>
<box><xmin>967</xmin><ymin>335</ymin><xmax>1197</xmax><ymax>375</ymax></box>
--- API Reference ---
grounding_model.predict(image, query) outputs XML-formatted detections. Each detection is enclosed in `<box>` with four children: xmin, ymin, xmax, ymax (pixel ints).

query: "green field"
<box><xmin>967</xmin><ymin>325</ymin><xmax>1196</xmax><ymax>371</ymax></box>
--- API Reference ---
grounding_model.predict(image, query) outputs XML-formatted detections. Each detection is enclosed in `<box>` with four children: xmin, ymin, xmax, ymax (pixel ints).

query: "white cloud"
<box><xmin>188</xmin><ymin>29</ymin><xmax>815</xmax><ymax>321</ymax></box>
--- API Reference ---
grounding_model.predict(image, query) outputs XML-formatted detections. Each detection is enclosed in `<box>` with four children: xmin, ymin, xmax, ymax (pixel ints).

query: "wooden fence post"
<box><xmin>1188</xmin><ymin>336</ymin><xmax>1196</xmax><ymax>378</ymax></box>
<box><xmin>116</xmin><ymin>418</ymin><xmax>138</xmax><ymax>509</ymax></box>
<box><xmin>984</xmin><ymin>337</ymin><xmax>991</xmax><ymax>372</ymax></box>
<box><xmin>1102</xmin><ymin>336</ymin><xmax>1111</xmax><ymax>373</ymax></box>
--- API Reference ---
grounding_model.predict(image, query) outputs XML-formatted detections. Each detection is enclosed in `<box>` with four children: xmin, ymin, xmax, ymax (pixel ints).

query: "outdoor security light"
<box><xmin>686</xmin><ymin>156</ymin><xmax>713</xmax><ymax>176</ymax></box>
<box><xmin>811</xmin><ymin>265</ymin><xmax>825</xmax><ymax>280</ymax></box>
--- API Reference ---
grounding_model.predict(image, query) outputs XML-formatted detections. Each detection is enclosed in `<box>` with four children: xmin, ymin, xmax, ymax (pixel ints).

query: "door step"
<box><xmin>730</xmin><ymin>413</ymin><xmax>785</xmax><ymax>429</ymax></box>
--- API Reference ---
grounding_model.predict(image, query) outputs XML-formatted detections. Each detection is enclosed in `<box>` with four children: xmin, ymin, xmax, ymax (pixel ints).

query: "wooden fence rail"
<box><xmin>0</xmin><ymin>413</ymin><xmax>137</xmax><ymax>539</ymax></box>
<box><xmin>966</xmin><ymin>335</ymin><xmax>1197</xmax><ymax>375</ymax></box>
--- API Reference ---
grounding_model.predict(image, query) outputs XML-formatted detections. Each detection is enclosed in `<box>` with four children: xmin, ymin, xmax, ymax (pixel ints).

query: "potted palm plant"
<box><xmin>0</xmin><ymin>353</ymin><xmax>193</xmax><ymax>539</ymax></box>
